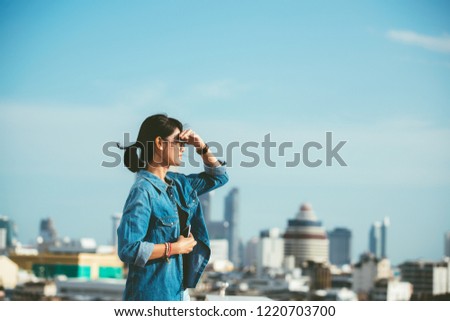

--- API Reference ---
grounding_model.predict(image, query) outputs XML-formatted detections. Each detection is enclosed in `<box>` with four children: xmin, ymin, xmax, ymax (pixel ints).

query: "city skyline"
<box><xmin>4</xmin><ymin>199</ymin><xmax>449</xmax><ymax>267</ymax></box>
<box><xmin>1</xmin><ymin>1</ymin><xmax>449</xmax><ymax>266</ymax></box>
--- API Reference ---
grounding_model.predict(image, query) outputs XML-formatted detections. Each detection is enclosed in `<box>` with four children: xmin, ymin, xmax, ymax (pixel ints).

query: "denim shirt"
<box><xmin>117</xmin><ymin>163</ymin><xmax>228</xmax><ymax>301</ymax></box>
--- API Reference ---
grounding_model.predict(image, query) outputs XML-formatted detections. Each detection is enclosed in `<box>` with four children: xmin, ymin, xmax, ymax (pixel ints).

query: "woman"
<box><xmin>117</xmin><ymin>114</ymin><xmax>228</xmax><ymax>301</ymax></box>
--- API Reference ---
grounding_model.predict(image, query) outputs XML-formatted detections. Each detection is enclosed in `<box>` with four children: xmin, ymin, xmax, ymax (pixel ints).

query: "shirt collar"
<box><xmin>137</xmin><ymin>170</ymin><xmax>174</xmax><ymax>192</ymax></box>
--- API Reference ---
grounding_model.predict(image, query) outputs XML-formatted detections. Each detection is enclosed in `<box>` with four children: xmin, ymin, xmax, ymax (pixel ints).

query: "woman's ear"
<box><xmin>155</xmin><ymin>136</ymin><xmax>164</xmax><ymax>150</ymax></box>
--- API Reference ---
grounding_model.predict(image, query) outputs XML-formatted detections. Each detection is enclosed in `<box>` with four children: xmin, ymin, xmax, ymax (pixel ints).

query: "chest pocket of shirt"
<box><xmin>180</xmin><ymin>189</ymin><xmax>198</xmax><ymax>214</ymax></box>
<box><xmin>154</xmin><ymin>215</ymin><xmax>179</xmax><ymax>243</ymax></box>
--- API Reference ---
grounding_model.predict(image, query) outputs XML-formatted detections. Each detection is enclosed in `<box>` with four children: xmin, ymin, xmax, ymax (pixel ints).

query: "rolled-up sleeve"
<box><xmin>204</xmin><ymin>160</ymin><xmax>227</xmax><ymax>176</ymax></box>
<box><xmin>117</xmin><ymin>186</ymin><xmax>154</xmax><ymax>267</ymax></box>
<box><xmin>186</xmin><ymin>160</ymin><xmax>229</xmax><ymax>196</ymax></box>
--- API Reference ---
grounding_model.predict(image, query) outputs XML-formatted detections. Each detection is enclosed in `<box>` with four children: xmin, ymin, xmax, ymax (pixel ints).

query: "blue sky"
<box><xmin>1</xmin><ymin>0</ymin><xmax>449</xmax><ymax>265</ymax></box>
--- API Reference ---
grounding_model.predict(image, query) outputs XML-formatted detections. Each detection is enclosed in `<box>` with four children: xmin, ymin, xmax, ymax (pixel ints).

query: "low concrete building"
<box><xmin>9</xmin><ymin>252</ymin><xmax>123</xmax><ymax>280</ymax></box>
<box><xmin>0</xmin><ymin>256</ymin><xmax>19</xmax><ymax>289</ymax></box>
<box><xmin>370</xmin><ymin>278</ymin><xmax>413</xmax><ymax>301</ymax></box>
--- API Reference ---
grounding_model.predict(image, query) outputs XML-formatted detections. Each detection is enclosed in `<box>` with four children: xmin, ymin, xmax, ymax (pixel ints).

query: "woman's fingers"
<box><xmin>175</xmin><ymin>231</ymin><xmax>198</xmax><ymax>253</ymax></box>
<box><xmin>179</xmin><ymin>129</ymin><xmax>204</xmax><ymax>148</ymax></box>
<box><xmin>179</xmin><ymin>129</ymin><xmax>193</xmax><ymax>141</ymax></box>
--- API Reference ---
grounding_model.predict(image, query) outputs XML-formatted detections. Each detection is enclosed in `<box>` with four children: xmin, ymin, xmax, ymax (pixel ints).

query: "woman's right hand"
<box><xmin>173</xmin><ymin>234</ymin><xmax>197</xmax><ymax>255</ymax></box>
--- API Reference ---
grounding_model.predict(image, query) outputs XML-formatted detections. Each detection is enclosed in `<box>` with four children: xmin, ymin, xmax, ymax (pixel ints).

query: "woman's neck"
<box><xmin>146</xmin><ymin>163</ymin><xmax>169</xmax><ymax>182</ymax></box>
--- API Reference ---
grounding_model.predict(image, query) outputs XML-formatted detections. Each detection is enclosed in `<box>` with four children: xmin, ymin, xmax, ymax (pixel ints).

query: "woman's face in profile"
<box><xmin>161</xmin><ymin>128</ymin><xmax>185</xmax><ymax>167</ymax></box>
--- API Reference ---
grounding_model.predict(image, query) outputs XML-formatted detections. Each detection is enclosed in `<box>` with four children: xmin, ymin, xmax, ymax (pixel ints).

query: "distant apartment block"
<box><xmin>352</xmin><ymin>253</ymin><xmax>392</xmax><ymax>299</ymax></box>
<box><xmin>399</xmin><ymin>259</ymin><xmax>450</xmax><ymax>300</ymax></box>
<box><xmin>257</xmin><ymin>228</ymin><xmax>284</xmax><ymax>276</ymax></box>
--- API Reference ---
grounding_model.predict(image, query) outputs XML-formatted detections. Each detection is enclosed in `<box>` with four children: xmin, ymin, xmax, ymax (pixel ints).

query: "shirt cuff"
<box><xmin>204</xmin><ymin>160</ymin><xmax>227</xmax><ymax>176</ymax></box>
<box><xmin>134</xmin><ymin>241</ymin><xmax>154</xmax><ymax>267</ymax></box>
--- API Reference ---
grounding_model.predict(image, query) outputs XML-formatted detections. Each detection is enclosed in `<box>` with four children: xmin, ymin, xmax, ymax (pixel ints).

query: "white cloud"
<box><xmin>387</xmin><ymin>30</ymin><xmax>450</xmax><ymax>53</ymax></box>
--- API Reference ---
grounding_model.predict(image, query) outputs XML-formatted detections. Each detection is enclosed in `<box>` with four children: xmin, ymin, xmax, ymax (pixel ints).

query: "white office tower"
<box><xmin>209</xmin><ymin>239</ymin><xmax>229</xmax><ymax>262</ymax></box>
<box><xmin>209</xmin><ymin>239</ymin><xmax>232</xmax><ymax>272</ymax></box>
<box><xmin>257</xmin><ymin>228</ymin><xmax>285</xmax><ymax>276</ymax></box>
<box><xmin>284</xmin><ymin>203</ymin><xmax>329</xmax><ymax>266</ymax></box>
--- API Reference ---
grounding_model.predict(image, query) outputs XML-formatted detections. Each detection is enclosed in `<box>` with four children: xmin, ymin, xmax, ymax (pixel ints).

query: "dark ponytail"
<box><xmin>121</xmin><ymin>143</ymin><xmax>145</xmax><ymax>173</ymax></box>
<box><xmin>118</xmin><ymin>114</ymin><xmax>183</xmax><ymax>173</ymax></box>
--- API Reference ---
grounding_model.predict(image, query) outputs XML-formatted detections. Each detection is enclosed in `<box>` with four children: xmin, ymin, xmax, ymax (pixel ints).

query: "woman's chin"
<box><xmin>172</xmin><ymin>159</ymin><xmax>182</xmax><ymax>166</ymax></box>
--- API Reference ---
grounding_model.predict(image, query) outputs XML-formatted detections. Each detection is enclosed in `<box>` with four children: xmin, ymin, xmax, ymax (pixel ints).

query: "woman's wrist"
<box><xmin>171</xmin><ymin>242</ymin><xmax>179</xmax><ymax>255</ymax></box>
<box><xmin>196</xmin><ymin>143</ymin><xmax>209</xmax><ymax>155</ymax></box>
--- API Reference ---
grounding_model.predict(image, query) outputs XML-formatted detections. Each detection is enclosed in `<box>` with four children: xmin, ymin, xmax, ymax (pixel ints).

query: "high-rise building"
<box><xmin>284</xmin><ymin>203</ymin><xmax>329</xmax><ymax>266</ymax></box>
<box><xmin>224</xmin><ymin>188</ymin><xmax>240</xmax><ymax>267</ymax></box>
<box><xmin>200</xmin><ymin>191</ymin><xmax>228</xmax><ymax>240</ymax></box>
<box><xmin>112</xmin><ymin>213</ymin><xmax>122</xmax><ymax>249</ymax></box>
<box><xmin>207</xmin><ymin>221</ymin><xmax>228</xmax><ymax>240</ymax></box>
<box><xmin>445</xmin><ymin>231</ymin><xmax>450</xmax><ymax>258</ymax></box>
<box><xmin>381</xmin><ymin>217</ymin><xmax>389</xmax><ymax>258</ymax></box>
<box><xmin>244</xmin><ymin>237</ymin><xmax>258</xmax><ymax>269</ymax></box>
<box><xmin>369</xmin><ymin>221</ymin><xmax>381</xmax><ymax>258</ymax></box>
<box><xmin>0</xmin><ymin>216</ymin><xmax>18</xmax><ymax>253</ymax></box>
<box><xmin>369</xmin><ymin>217</ymin><xmax>389</xmax><ymax>259</ymax></box>
<box><xmin>39</xmin><ymin>218</ymin><xmax>57</xmax><ymax>244</ymax></box>
<box><xmin>328</xmin><ymin>227</ymin><xmax>352</xmax><ymax>266</ymax></box>
<box><xmin>199</xmin><ymin>193</ymin><xmax>212</xmax><ymax>224</ymax></box>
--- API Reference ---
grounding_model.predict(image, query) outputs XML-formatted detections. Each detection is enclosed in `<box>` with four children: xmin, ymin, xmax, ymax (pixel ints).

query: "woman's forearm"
<box><xmin>148</xmin><ymin>243</ymin><xmax>167</xmax><ymax>260</ymax></box>
<box><xmin>199</xmin><ymin>143</ymin><xmax>220</xmax><ymax>167</ymax></box>
<box><xmin>147</xmin><ymin>242</ymin><xmax>182</xmax><ymax>261</ymax></box>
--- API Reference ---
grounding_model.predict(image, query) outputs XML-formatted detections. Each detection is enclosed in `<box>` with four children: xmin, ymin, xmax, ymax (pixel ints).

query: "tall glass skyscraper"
<box><xmin>369</xmin><ymin>217</ymin><xmax>389</xmax><ymax>259</ymax></box>
<box><xmin>224</xmin><ymin>188</ymin><xmax>239</xmax><ymax>267</ymax></box>
<box><xmin>328</xmin><ymin>227</ymin><xmax>352</xmax><ymax>266</ymax></box>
